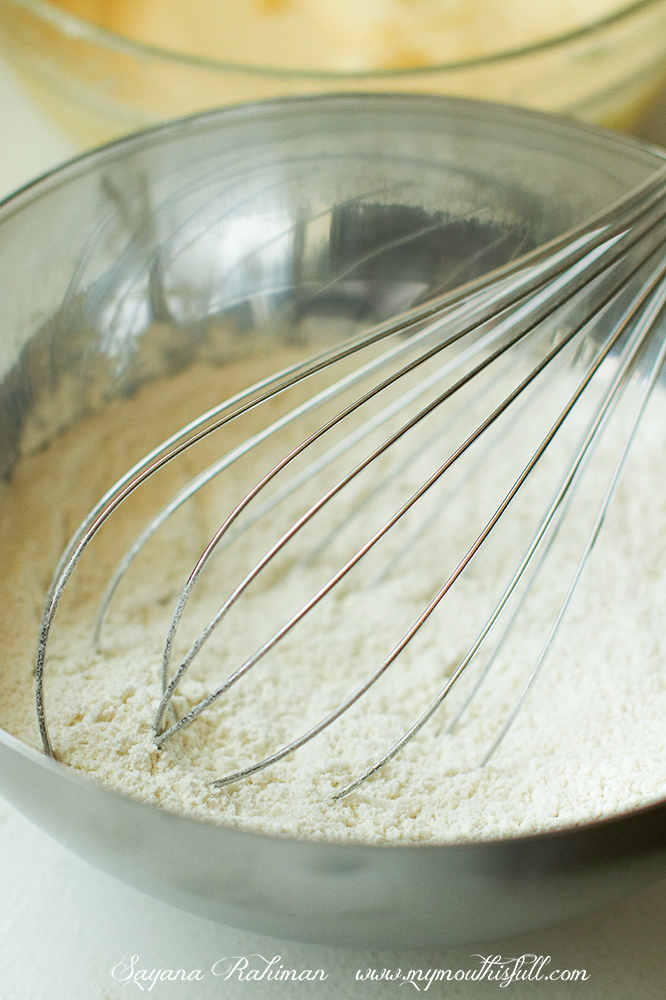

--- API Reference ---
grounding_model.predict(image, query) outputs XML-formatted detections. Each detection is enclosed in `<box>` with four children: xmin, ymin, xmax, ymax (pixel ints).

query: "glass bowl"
<box><xmin>1</xmin><ymin>94</ymin><xmax>666</xmax><ymax>947</ymax></box>
<box><xmin>1</xmin><ymin>0</ymin><xmax>666</xmax><ymax>146</ymax></box>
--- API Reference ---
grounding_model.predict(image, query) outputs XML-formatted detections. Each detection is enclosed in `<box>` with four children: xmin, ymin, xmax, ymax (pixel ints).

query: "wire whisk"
<box><xmin>36</xmin><ymin>164</ymin><xmax>666</xmax><ymax>798</ymax></box>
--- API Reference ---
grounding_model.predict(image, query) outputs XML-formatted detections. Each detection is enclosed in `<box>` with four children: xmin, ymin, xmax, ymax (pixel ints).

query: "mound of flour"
<box><xmin>1</xmin><ymin>349</ymin><xmax>666</xmax><ymax>845</ymax></box>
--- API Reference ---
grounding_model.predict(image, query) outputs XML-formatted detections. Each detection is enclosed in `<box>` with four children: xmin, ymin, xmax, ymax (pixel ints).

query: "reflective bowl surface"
<box><xmin>1</xmin><ymin>94</ymin><xmax>666</xmax><ymax>947</ymax></box>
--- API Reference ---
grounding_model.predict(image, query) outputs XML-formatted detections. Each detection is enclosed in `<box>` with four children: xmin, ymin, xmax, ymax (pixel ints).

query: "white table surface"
<box><xmin>2</xmin><ymin>54</ymin><xmax>666</xmax><ymax>1000</ymax></box>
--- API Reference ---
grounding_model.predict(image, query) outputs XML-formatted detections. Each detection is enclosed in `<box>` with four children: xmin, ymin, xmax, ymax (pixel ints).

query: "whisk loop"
<box><xmin>36</xmin><ymin>165</ymin><xmax>666</xmax><ymax>798</ymax></box>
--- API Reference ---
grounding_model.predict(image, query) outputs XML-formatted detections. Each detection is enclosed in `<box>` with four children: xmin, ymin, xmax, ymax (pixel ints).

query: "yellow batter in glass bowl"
<box><xmin>1</xmin><ymin>0</ymin><xmax>666</xmax><ymax>144</ymax></box>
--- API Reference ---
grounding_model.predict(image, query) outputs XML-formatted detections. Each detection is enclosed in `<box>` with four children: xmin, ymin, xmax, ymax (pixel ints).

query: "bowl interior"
<box><xmin>0</xmin><ymin>94</ymin><xmax>662</xmax><ymax>471</ymax></box>
<box><xmin>1</xmin><ymin>95</ymin><xmax>666</xmax><ymax>947</ymax></box>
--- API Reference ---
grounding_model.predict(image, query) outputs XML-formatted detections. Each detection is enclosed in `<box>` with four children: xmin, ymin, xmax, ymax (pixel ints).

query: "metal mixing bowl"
<box><xmin>1</xmin><ymin>94</ymin><xmax>666</xmax><ymax>948</ymax></box>
<box><xmin>2</xmin><ymin>0</ymin><xmax>666</xmax><ymax>145</ymax></box>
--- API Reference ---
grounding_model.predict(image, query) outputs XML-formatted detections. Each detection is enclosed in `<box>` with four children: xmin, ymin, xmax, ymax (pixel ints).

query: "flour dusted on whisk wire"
<box><xmin>1</xmin><ymin>350</ymin><xmax>666</xmax><ymax>845</ymax></box>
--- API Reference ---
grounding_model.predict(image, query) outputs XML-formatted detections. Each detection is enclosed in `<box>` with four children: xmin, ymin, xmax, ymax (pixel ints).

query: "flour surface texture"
<box><xmin>1</xmin><ymin>345</ymin><xmax>665</xmax><ymax>845</ymax></box>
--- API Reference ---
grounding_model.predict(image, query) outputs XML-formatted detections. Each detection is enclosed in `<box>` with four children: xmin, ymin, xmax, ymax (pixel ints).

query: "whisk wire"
<box><xmin>103</xmin><ymin>224</ymin><xmax>636</xmax><ymax>659</ymax></box>
<box><xmin>153</xmin><ymin>245</ymin><xmax>620</xmax><ymax>739</ymax></box>
<box><xmin>83</xmin><ymin>169</ymin><xmax>666</xmax><ymax>650</ymax></box>
<box><xmin>334</xmin><ymin>259</ymin><xmax>666</xmax><ymax>798</ymax></box>
<box><xmin>155</xmin><ymin>202</ymin><xmax>666</xmax><ymax>747</ymax></box>
<box><xmin>480</xmin><ymin>278</ymin><xmax>666</xmax><ymax>767</ymax></box>
<box><xmin>35</xmin><ymin>165</ymin><xmax>666</xmax><ymax>787</ymax></box>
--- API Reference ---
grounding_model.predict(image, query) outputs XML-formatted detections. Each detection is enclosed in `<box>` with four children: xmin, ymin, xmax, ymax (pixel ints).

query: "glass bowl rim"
<box><xmin>6</xmin><ymin>0</ymin><xmax>666</xmax><ymax>79</ymax></box>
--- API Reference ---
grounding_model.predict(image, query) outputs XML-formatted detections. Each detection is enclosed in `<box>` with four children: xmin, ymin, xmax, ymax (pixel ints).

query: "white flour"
<box><xmin>1</xmin><ymin>345</ymin><xmax>666</xmax><ymax>845</ymax></box>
